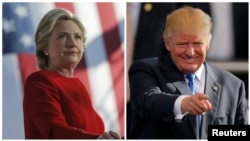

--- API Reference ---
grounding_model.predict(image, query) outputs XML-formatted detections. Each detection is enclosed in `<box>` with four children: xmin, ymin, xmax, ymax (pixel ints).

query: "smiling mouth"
<box><xmin>186</xmin><ymin>58</ymin><xmax>195</xmax><ymax>61</ymax></box>
<box><xmin>182</xmin><ymin>57</ymin><xmax>197</xmax><ymax>63</ymax></box>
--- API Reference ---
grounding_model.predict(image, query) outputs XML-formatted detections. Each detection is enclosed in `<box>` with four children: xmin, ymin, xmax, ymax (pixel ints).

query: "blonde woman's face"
<box><xmin>47</xmin><ymin>20</ymin><xmax>84</xmax><ymax>69</ymax></box>
<box><xmin>165</xmin><ymin>32</ymin><xmax>209</xmax><ymax>74</ymax></box>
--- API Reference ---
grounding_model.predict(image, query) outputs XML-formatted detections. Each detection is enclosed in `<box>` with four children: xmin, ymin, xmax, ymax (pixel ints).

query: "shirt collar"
<box><xmin>184</xmin><ymin>64</ymin><xmax>204</xmax><ymax>82</ymax></box>
<box><xmin>194</xmin><ymin>64</ymin><xmax>204</xmax><ymax>82</ymax></box>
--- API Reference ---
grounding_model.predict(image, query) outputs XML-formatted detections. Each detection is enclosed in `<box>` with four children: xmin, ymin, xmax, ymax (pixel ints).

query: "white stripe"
<box><xmin>2</xmin><ymin>54</ymin><xmax>24</xmax><ymax>139</ymax></box>
<box><xmin>28</xmin><ymin>3</ymin><xmax>54</xmax><ymax>31</ymax></box>
<box><xmin>208</xmin><ymin>3</ymin><xmax>234</xmax><ymax>60</ymax></box>
<box><xmin>74</xmin><ymin>3</ymin><xmax>119</xmax><ymax>133</ymax></box>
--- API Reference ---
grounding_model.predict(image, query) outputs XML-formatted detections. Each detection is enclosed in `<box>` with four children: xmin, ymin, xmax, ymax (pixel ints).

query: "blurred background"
<box><xmin>126</xmin><ymin>2</ymin><xmax>248</xmax><ymax>137</ymax></box>
<box><xmin>2</xmin><ymin>2</ymin><xmax>124</xmax><ymax>139</ymax></box>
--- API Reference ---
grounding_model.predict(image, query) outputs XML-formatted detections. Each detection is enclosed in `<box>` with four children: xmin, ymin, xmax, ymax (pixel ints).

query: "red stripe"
<box><xmin>18</xmin><ymin>54</ymin><xmax>39</xmax><ymax>92</ymax></box>
<box><xmin>54</xmin><ymin>2</ymin><xmax>75</xmax><ymax>13</ymax></box>
<box><xmin>97</xmin><ymin>3</ymin><xmax>124</xmax><ymax>136</ymax></box>
<box><xmin>54</xmin><ymin>2</ymin><xmax>92</xmax><ymax>99</ymax></box>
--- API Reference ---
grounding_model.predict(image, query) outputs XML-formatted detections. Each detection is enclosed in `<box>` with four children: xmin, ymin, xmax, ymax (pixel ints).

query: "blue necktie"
<box><xmin>186</xmin><ymin>74</ymin><xmax>195</xmax><ymax>94</ymax></box>
<box><xmin>186</xmin><ymin>74</ymin><xmax>201</xmax><ymax>137</ymax></box>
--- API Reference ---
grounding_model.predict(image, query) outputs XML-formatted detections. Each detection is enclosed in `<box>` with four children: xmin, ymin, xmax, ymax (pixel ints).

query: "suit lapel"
<box><xmin>162</xmin><ymin>55</ymin><xmax>192</xmax><ymax>96</ymax></box>
<box><xmin>172</xmin><ymin>81</ymin><xmax>193</xmax><ymax>95</ymax></box>
<box><xmin>204</xmin><ymin>63</ymin><xmax>221</xmax><ymax>122</ymax></box>
<box><xmin>201</xmin><ymin>63</ymin><xmax>221</xmax><ymax>139</ymax></box>
<box><xmin>172</xmin><ymin>81</ymin><xmax>199</xmax><ymax>139</ymax></box>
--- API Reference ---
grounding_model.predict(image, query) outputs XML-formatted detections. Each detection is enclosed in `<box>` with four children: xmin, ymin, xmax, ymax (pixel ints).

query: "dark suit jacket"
<box><xmin>128</xmin><ymin>54</ymin><xmax>248</xmax><ymax>139</ymax></box>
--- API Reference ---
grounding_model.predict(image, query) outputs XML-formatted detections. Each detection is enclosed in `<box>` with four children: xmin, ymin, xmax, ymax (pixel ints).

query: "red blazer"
<box><xmin>23</xmin><ymin>70</ymin><xmax>104</xmax><ymax>139</ymax></box>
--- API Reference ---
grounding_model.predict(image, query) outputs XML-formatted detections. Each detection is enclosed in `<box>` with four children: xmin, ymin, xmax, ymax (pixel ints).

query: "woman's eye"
<box><xmin>75</xmin><ymin>35</ymin><xmax>82</xmax><ymax>39</ymax></box>
<box><xmin>58</xmin><ymin>34</ymin><xmax>65</xmax><ymax>39</ymax></box>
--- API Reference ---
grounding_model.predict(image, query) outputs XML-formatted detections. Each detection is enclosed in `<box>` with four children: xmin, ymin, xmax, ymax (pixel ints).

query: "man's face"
<box><xmin>165</xmin><ymin>33</ymin><xmax>210</xmax><ymax>74</ymax></box>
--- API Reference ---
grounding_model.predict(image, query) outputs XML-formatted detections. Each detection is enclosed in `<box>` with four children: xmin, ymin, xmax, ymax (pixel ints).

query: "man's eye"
<box><xmin>193</xmin><ymin>43</ymin><xmax>203</xmax><ymax>47</ymax></box>
<box><xmin>176</xmin><ymin>43</ymin><xmax>188</xmax><ymax>47</ymax></box>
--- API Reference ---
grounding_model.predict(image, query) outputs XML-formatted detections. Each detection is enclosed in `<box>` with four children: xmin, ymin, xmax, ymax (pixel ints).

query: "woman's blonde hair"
<box><xmin>163</xmin><ymin>6</ymin><xmax>212</xmax><ymax>42</ymax></box>
<box><xmin>35</xmin><ymin>8</ymin><xmax>87</xmax><ymax>69</ymax></box>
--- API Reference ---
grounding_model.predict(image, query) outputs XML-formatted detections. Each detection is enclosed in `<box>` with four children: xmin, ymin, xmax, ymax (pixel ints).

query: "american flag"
<box><xmin>2</xmin><ymin>2</ymin><xmax>124</xmax><ymax>139</ymax></box>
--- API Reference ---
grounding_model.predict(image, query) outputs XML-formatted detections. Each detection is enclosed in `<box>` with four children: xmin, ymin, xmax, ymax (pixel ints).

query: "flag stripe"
<box><xmin>3</xmin><ymin>54</ymin><xmax>25</xmax><ymax>139</ymax></box>
<box><xmin>55</xmin><ymin>2</ymin><xmax>75</xmax><ymax>13</ymax></box>
<box><xmin>18</xmin><ymin>54</ymin><xmax>38</xmax><ymax>92</ymax></box>
<box><xmin>96</xmin><ymin>3</ymin><xmax>124</xmax><ymax>136</ymax></box>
